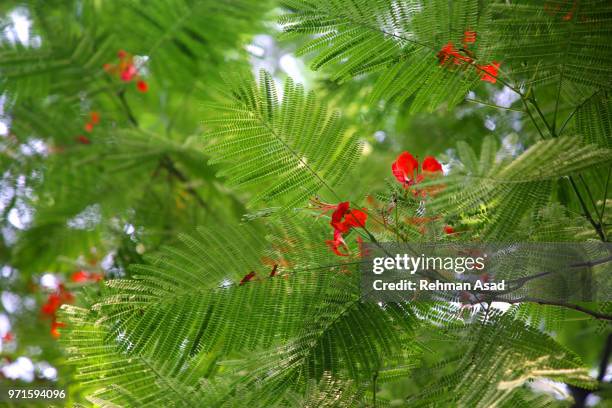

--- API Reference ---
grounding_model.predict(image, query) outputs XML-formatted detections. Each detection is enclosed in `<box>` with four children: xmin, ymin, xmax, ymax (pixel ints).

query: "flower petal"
<box><xmin>343</xmin><ymin>208</ymin><xmax>368</xmax><ymax>229</ymax></box>
<box><xmin>479</xmin><ymin>62</ymin><xmax>501</xmax><ymax>83</ymax></box>
<box><xmin>392</xmin><ymin>152</ymin><xmax>418</xmax><ymax>185</ymax></box>
<box><xmin>71</xmin><ymin>271</ymin><xmax>89</xmax><ymax>282</ymax></box>
<box><xmin>120</xmin><ymin>64</ymin><xmax>138</xmax><ymax>82</ymax></box>
<box><xmin>421</xmin><ymin>156</ymin><xmax>443</xmax><ymax>173</ymax></box>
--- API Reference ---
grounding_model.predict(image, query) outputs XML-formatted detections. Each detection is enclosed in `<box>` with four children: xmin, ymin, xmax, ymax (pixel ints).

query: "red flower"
<box><xmin>312</xmin><ymin>199</ymin><xmax>368</xmax><ymax>257</ymax></box>
<box><xmin>136</xmin><ymin>80</ymin><xmax>148</xmax><ymax>93</ymax></box>
<box><xmin>2</xmin><ymin>332</ymin><xmax>14</xmax><ymax>342</ymax></box>
<box><xmin>41</xmin><ymin>285</ymin><xmax>74</xmax><ymax>316</ymax></box>
<box><xmin>239</xmin><ymin>271</ymin><xmax>256</xmax><ymax>285</ymax></box>
<box><xmin>76</xmin><ymin>135</ymin><xmax>90</xmax><ymax>144</ymax></box>
<box><xmin>437</xmin><ymin>36</ymin><xmax>502</xmax><ymax>86</ymax></box>
<box><xmin>121</xmin><ymin>64</ymin><xmax>138</xmax><ymax>82</ymax></box>
<box><xmin>392</xmin><ymin>152</ymin><xmax>419</xmax><ymax>186</ymax></box>
<box><xmin>422</xmin><ymin>156</ymin><xmax>443</xmax><ymax>173</ymax></box>
<box><xmin>479</xmin><ymin>62</ymin><xmax>500</xmax><ymax>83</ymax></box>
<box><xmin>84</xmin><ymin>122</ymin><xmax>94</xmax><ymax>132</ymax></box>
<box><xmin>90</xmin><ymin>111</ymin><xmax>100</xmax><ymax>125</ymax></box>
<box><xmin>71</xmin><ymin>270</ymin><xmax>104</xmax><ymax>283</ymax></box>
<box><xmin>71</xmin><ymin>271</ymin><xmax>89</xmax><ymax>282</ymax></box>
<box><xmin>436</xmin><ymin>42</ymin><xmax>473</xmax><ymax>66</ymax></box>
<box><xmin>342</xmin><ymin>208</ymin><xmax>368</xmax><ymax>230</ymax></box>
<box><xmin>392</xmin><ymin>152</ymin><xmax>443</xmax><ymax>195</ymax></box>
<box><xmin>105</xmin><ymin>50</ymin><xmax>149</xmax><ymax>90</ymax></box>
<box><xmin>326</xmin><ymin>229</ymin><xmax>349</xmax><ymax>257</ymax></box>
<box><xmin>41</xmin><ymin>293</ymin><xmax>62</xmax><ymax>315</ymax></box>
<box><xmin>444</xmin><ymin>225</ymin><xmax>455</xmax><ymax>235</ymax></box>
<box><xmin>330</xmin><ymin>201</ymin><xmax>349</xmax><ymax>224</ymax></box>
<box><xmin>329</xmin><ymin>201</ymin><xmax>368</xmax><ymax>234</ymax></box>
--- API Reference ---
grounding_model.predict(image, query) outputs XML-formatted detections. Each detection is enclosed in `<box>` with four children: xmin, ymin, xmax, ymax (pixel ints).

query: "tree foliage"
<box><xmin>1</xmin><ymin>0</ymin><xmax>611</xmax><ymax>407</ymax></box>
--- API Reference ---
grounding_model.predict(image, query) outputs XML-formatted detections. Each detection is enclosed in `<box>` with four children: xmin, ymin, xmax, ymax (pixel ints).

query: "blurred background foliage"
<box><xmin>0</xmin><ymin>0</ymin><xmax>610</xmax><ymax>407</ymax></box>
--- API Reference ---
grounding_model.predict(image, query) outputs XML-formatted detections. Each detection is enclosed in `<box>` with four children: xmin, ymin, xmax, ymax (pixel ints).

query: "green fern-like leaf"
<box><xmin>204</xmin><ymin>70</ymin><xmax>362</xmax><ymax>208</ymax></box>
<box><xmin>279</xmin><ymin>0</ymin><xmax>491</xmax><ymax>111</ymax></box>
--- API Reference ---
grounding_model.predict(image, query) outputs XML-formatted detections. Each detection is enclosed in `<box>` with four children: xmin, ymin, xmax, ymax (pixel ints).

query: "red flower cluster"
<box><xmin>71</xmin><ymin>270</ymin><xmax>103</xmax><ymax>283</ymax></box>
<box><xmin>41</xmin><ymin>284</ymin><xmax>74</xmax><ymax>338</ymax></box>
<box><xmin>323</xmin><ymin>201</ymin><xmax>368</xmax><ymax>256</ymax></box>
<box><xmin>104</xmin><ymin>50</ymin><xmax>148</xmax><ymax>93</ymax></box>
<box><xmin>2</xmin><ymin>332</ymin><xmax>14</xmax><ymax>342</ymax></box>
<box><xmin>392</xmin><ymin>151</ymin><xmax>443</xmax><ymax>196</ymax></box>
<box><xmin>436</xmin><ymin>31</ymin><xmax>501</xmax><ymax>84</ymax></box>
<box><xmin>392</xmin><ymin>152</ymin><xmax>457</xmax><ymax>235</ymax></box>
<box><xmin>479</xmin><ymin>62</ymin><xmax>500</xmax><ymax>84</ymax></box>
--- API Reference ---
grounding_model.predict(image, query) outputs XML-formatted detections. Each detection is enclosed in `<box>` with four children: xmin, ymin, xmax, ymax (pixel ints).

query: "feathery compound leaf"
<box><xmin>407</xmin><ymin>312</ymin><xmax>594</xmax><ymax>407</ymax></box>
<box><xmin>428</xmin><ymin>137</ymin><xmax>612</xmax><ymax>239</ymax></box>
<box><xmin>279</xmin><ymin>0</ymin><xmax>490</xmax><ymax>111</ymax></box>
<box><xmin>205</xmin><ymin>70</ymin><xmax>362</xmax><ymax>208</ymax></box>
<box><xmin>488</xmin><ymin>0</ymin><xmax>612</xmax><ymax>89</ymax></box>
<box><xmin>574</xmin><ymin>90</ymin><xmax>612</xmax><ymax>148</ymax></box>
<box><xmin>60</xmin><ymin>306</ymin><xmax>205</xmax><ymax>408</ymax></box>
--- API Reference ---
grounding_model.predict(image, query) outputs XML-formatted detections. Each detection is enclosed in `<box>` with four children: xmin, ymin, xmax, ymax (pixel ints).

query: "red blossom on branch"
<box><xmin>436</xmin><ymin>33</ymin><xmax>502</xmax><ymax>84</ymax></box>
<box><xmin>104</xmin><ymin>50</ymin><xmax>149</xmax><ymax>93</ymax></box>
<box><xmin>392</xmin><ymin>151</ymin><xmax>444</xmax><ymax>196</ymax></box>
<box><xmin>436</xmin><ymin>42</ymin><xmax>473</xmax><ymax>65</ymax></box>
<box><xmin>326</xmin><ymin>229</ymin><xmax>350</xmax><ymax>257</ymax></box>
<box><xmin>330</xmin><ymin>201</ymin><xmax>368</xmax><ymax>233</ymax></box>
<box><xmin>41</xmin><ymin>284</ymin><xmax>74</xmax><ymax>338</ymax></box>
<box><xmin>480</xmin><ymin>62</ymin><xmax>500</xmax><ymax>84</ymax></box>
<box><xmin>323</xmin><ymin>201</ymin><xmax>368</xmax><ymax>257</ymax></box>
<box><xmin>71</xmin><ymin>270</ymin><xmax>103</xmax><ymax>283</ymax></box>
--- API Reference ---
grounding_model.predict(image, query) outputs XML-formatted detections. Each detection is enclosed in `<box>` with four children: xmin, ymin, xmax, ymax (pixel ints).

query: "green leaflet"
<box><xmin>204</xmin><ymin>70</ymin><xmax>362</xmax><ymax>208</ymax></box>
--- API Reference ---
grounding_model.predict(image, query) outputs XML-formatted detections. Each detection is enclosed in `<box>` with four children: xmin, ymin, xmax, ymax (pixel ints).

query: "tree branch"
<box><xmin>161</xmin><ymin>155</ymin><xmax>210</xmax><ymax>211</ymax></box>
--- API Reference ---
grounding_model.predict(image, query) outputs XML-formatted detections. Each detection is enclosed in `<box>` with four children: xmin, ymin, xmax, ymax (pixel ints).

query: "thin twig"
<box><xmin>505</xmin><ymin>297</ymin><xmax>612</xmax><ymax>321</ymax></box>
<box><xmin>465</xmin><ymin>98</ymin><xmax>524</xmax><ymax>112</ymax></box>
<box><xmin>600</xmin><ymin>166</ymin><xmax>611</xmax><ymax>223</ymax></box>
<box><xmin>161</xmin><ymin>155</ymin><xmax>210</xmax><ymax>211</ymax></box>
<box><xmin>569</xmin><ymin>177</ymin><xmax>607</xmax><ymax>241</ymax></box>
<box><xmin>118</xmin><ymin>90</ymin><xmax>139</xmax><ymax>127</ymax></box>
